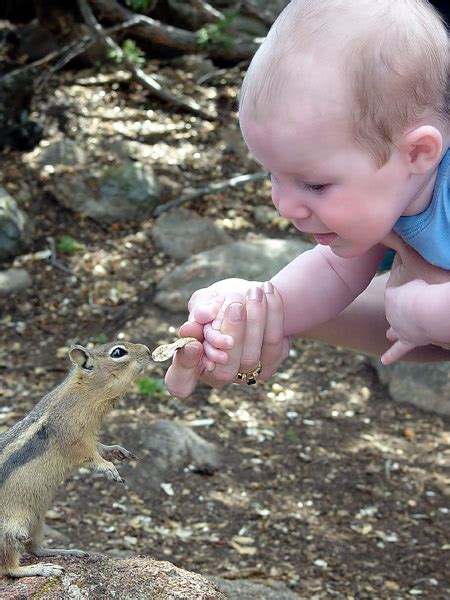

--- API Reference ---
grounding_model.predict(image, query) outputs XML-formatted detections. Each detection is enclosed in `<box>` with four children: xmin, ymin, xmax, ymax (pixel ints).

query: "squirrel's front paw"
<box><xmin>95</xmin><ymin>461</ymin><xmax>125</xmax><ymax>484</ymax></box>
<box><xmin>99</xmin><ymin>444</ymin><xmax>137</xmax><ymax>461</ymax></box>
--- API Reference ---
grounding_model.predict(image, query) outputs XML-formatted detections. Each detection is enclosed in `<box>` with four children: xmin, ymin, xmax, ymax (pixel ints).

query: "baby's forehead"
<box><xmin>241</xmin><ymin>47</ymin><xmax>351</xmax><ymax>129</ymax></box>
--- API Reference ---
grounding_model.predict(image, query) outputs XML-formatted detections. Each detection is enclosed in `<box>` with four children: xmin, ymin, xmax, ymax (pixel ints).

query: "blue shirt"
<box><xmin>394</xmin><ymin>149</ymin><xmax>450</xmax><ymax>269</ymax></box>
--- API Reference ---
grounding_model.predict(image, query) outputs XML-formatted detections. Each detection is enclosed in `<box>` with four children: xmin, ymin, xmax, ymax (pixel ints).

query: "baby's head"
<box><xmin>240</xmin><ymin>0</ymin><xmax>448</xmax><ymax>166</ymax></box>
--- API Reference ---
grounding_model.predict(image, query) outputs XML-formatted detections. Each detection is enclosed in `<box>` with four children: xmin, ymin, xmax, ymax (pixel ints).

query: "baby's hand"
<box><xmin>381</xmin><ymin>279</ymin><xmax>431</xmax><ymax>364</ymax></box>
<box><xmin>179</xmin><ymin>278</ymin><xmax>257</xmax><ymax>371</ymax></box>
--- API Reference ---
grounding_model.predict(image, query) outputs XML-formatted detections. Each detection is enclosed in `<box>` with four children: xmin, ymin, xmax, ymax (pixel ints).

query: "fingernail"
<box><xmin>219</xmin><ymin>334</ymin><xmax>234</xmax><ymax>349</ymax></box>
<box><xmin>229</xmin><ymin>303</ymin><xmax>244</xmax><ymax>322</ymax></box>
<box><xmin>248</xmin><ymin>286</ymin><xmax>263</xmax><ymax>302</ymax></box>
<box><xmin>263</xmin><ymin>281</ymin><xmax>274</xmax><ymax>294</ymax></box>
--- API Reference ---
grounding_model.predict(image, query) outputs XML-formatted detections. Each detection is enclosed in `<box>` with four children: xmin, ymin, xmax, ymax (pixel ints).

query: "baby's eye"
<box><xmin>302</xmin><ymin>182</ymin><xmax>328</xmax><ymax>194</ymax></box>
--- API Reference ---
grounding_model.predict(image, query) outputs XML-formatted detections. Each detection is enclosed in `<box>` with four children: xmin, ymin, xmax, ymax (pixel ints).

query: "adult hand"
<box><xmin>382</xmin><ymin>232</ymin><xmax>450</xmax><ymax>362</ymax></box>
<box><xmin>165</xmin><ymin>282</ymin><xmax>290</xmax><ymax>398</ymax></box>
<box><xmin>381</xmin><ymin>278</ymin><xmax>431</xmax><ymax>364</ymax></box>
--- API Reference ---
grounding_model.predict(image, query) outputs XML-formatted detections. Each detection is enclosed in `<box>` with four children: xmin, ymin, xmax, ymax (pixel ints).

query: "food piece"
<box><xmin>151</xmin><ymin>337</ymin><xmax>198</xmax><ymax>362</ymax></box>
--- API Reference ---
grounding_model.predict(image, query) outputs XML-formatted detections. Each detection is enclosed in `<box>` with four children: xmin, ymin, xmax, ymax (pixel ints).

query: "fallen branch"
<box><xmin>90</xmin><ymin>0</ymin><xmax>260</xmax><ymax>61</ymax></box>
<box><xmin>35</xmin><ymin>18</ymin><xmax>144</xmax><ymax>91</ymax></box>
<box><xmin>1</xmin><ymin>18</ymin><xmax>146</xmax><ymax>92</ymax></box>
<box><xmin>190</xmin><ymin>0</ymin><xmax>225</xmax><ymax>22</ymax></box>
<box><xmin>153</xmin><ymin>171</ymin><xmax>268</xmax><ymax>216</ymax></box>
<box><xmin>78</xmin><ymin>0</ymin><xmax>215</xmax><ymax>119</ymax></box>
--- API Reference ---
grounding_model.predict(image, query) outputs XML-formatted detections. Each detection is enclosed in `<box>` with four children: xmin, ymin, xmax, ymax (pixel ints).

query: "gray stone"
<box><xmin>0</xmin><ymin>268</ymin><xmax>32</xmax><ymax>295</ymax></box>
<box><xmin>120</xmin><ymin>420</ymin><xmax>222</xmax><ymax>492</ymax></box>
<box><xmin>154</xmin><ymin>238</ymin><xmax>313</xmax><ymax>312</ymax></box>
<box><xmin>36</xmin><ymin>138</ymin><xmax>87</xmax><ymax>168</ymax></box>
<box><xmin>371</xmin><ymin>359</ymin><xmax>450</xmax><ymax>417</ymax></box>
<box><xmin>29</xmin><ymin>139</ymin><xmax>161</xmax><ymax>224</ymax></box>
<box><xmin>0</xmin><ymin>187</ymin><xmax>32</xmax><ymax>261</ymax></box>
<box><xmin>152</xmin><ymin>208</ymin><xmax>232</xmax><ymax>261</ymax></box>
<box><xmin>208</xmin><ymin>576</ymin><xmax>301</xmax><ymax>599</ymax></box>
<box><xmin>45</xmin><ymin>161</ymin><xmax>160</xmax><ymax>224</ymax></box>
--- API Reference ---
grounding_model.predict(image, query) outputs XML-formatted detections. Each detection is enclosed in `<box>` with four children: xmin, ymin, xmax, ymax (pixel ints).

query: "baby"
<box><xmin>169</xmin><ymin>0</ymin><xmax>449</xmax><ymax>390</ymax></box>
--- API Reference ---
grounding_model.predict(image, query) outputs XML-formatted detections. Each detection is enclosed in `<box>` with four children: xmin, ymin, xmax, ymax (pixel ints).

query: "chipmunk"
<box><xmin>0</xmin><ymin>341</ymin><xmax>150</xmax><ymax>578</ymax></box>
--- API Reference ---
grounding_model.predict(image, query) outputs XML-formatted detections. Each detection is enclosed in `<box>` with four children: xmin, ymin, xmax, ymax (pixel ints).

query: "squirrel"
<box><xmin>0</xmin><ymin>340</ymin><xmax>150</xmax><ymax>578</ymax></box>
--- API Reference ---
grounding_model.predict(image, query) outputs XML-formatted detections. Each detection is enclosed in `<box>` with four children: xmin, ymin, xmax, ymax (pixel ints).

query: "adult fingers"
<box><xmin>259</xmin><ymin>282</ymin><xmax>290</xmax><ymax>378</ymax></box>
<box><xmin>165</xmin><ymin>340</ymin><xmax>204</xmax><ymax>399</ymax></box>
<box><xmin>239</xmin><ymin>285</ymin><xmax>267</xmax><ymax>372</ymax></box>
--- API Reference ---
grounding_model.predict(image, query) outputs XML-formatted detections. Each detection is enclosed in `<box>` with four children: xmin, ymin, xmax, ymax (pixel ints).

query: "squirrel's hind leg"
<box><xmin>1</xmin><ymin>525</ymin><xmax>65</xmax><ymax>578</ymax></box>
<box><xmin>27</xmin><ymin>517</ymin><xmax>89</xmax><ymax>559</ymax></box>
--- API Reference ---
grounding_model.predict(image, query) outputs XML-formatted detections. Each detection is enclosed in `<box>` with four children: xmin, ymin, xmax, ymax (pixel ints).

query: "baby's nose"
<box><xmin>276</xmin><ymin>197</ymin><xmax>312</xmax><ymax>220</ymax></box>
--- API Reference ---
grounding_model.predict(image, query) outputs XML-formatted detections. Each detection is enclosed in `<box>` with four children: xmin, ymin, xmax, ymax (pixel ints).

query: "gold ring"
<box><xmin>236</xmin><ymin>362</ymin><xmax>262</xmax><ymax>385</ymax></box>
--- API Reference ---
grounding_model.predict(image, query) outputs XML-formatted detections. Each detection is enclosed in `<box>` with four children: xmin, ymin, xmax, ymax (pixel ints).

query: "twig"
<box><xmin>190</xmin><ymin>0</ymin><xmax>225</xmax><ymax>22</ymax></box>
<box><xmin>153</xmin><ymin>171</ymin><xmax>268</xmax><ymax>216</ymax></box>
<box><xmin>78</xmin><ymin>0</ymin><xmax>215</xmax><ymax>120</ymax></box>
<box><xmin>49</xmin><ymin>238</ymin><xmax>78</xmax><ymax>278</ymax></box>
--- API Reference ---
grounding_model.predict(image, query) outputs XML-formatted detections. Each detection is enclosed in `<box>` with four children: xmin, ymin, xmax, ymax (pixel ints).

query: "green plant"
<box><xmin>108</xmin><ymin>39</ymin><xmax>146</xmax><ymax>67</ymax></box>
<box><xmin>57</xmin><ymin>235</ymin><xmax>83</xmax><ymax>254</ymax></box>
<box><xmin>285</xmin><ymin>429</ymin><xmax>299</xmax><ymax>445</ymax></box>
<box><xmin>125</xmin><ymin>0</ymin><xmax>153</xmax><ymax>12</ymax></box>
<box><xmin>94</xmin><ymin>334</ymin><xmax>108</xmax><ymax>345</ymax></box>
<box><xmin>196</xmin><ymin>11</ymin><xmax>238</xmax><ymax>49</ymax></box>
<box><xmin>136</xmin><ymin>376</ymin><xmax>167</xmax><ymax>398</ymax></box>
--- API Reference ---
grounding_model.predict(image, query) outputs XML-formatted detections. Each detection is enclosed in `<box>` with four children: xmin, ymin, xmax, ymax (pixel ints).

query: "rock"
<box><xmin>0</xmin><ymin>268</ymin><xmax>32</xmax><ymax>295</ymax></box>
<box><xmin>208</xmin><ymin>576</ymin><xmax>301</xmax><ymax>599</ymax></box>
<box><xmin>36</xmin><ymin>138</ymin><xmax>87</xmax><ymax>168</ymax></box>
<box><xmin>0</xmin><ymin>187</ymin><xmax>32</xmax><ymax>261</ymax></box>
<box><xmin>0</xmin><ymin>554</ymin><xmax>226</xmax><ymax>599</ymax></box>
<box><xmin>154</xmin><ymin>238</ymin><xmax>313</xmax><ymax>312</ymax></box>
<box><xmin>151</xmin><ymin>208</ymin><xmax>232</xmax><ymax>261</ymax></box>
<box><xmin>30</xmin><ymin>139</ymin><xmax>161</xmax><ymax>224</ymax></box>
<box><xmin>371</xmin><ymin>359</ymin><xmax>450</xmax><ymax>417</ymax></box>
<box><xmin>120</xmin><ymin>420</ymin><xmax>222</xmax><ymax>492</ymax></box>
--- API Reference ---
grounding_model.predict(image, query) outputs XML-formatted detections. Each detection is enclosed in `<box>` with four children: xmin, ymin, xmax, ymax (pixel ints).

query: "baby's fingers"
<box><xmin>381</xmin><ymin>339</ymin><xmax>415</xmax><ymax>365</ymax></box>
<box><xmin>179</xmin><ymin>320</ymin><xmax>205</xmax><ymax>341</ymax></box>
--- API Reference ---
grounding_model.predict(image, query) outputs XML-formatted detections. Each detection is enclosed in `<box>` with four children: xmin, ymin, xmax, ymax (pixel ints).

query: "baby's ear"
<box><xmin>69</xmin><ymin>345</ymin><xmax>95</xmax><ymax>372</ymax></box>
<box><xmin>401</xmin><ymin>125</ymin><xmax>443</xmax><ymax>175</ymax></box>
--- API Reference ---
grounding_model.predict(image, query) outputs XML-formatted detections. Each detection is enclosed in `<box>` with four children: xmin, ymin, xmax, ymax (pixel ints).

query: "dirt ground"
<box><xmin>1</xmin><ymin>63</ymin><xmax>449</xmax><ymax>599</ymax></box>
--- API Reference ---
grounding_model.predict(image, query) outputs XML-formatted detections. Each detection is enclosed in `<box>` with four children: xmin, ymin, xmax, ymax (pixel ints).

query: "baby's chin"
<box><xmin>329</xmin><ymin>242</ymin><xmax>372</xmax><ymax>259</ymax></box>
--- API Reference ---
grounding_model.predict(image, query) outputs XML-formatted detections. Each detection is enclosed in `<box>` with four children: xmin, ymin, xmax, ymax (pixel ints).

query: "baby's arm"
<box><xmin>183</xmin><ymin>243</ymin><xmax>385</xmax><ymax>365</ymax></box>
<box><xmin>271</xmin><ymin>243</ymin><xmax>386</xmax><ymax>336</ymax></box>
<box><xmin>382</xmin><ymin>279</ymin><xmax>450</xmax><ymax>364</ymax></box>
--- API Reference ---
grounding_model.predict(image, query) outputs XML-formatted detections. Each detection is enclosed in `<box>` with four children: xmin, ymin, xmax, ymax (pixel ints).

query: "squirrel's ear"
<box><xmin>69</xmin><ymin>345</ymin><xmax>95</xmax><ymax>371</ymax></box>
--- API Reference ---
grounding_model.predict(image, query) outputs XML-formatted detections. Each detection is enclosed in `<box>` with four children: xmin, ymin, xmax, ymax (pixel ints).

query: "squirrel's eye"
<box><xmin>110</xmin><ymin>347</ymin><xmax>128</xmax><ymax>358</ymax></box>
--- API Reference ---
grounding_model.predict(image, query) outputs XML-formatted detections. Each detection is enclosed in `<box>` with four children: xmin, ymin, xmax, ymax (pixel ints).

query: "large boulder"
<box><xmin>154</xmin><ymin>238</ymin><xmax>313</xmax><ymax>312</ymax></box>
<box><xmin>372</xmin><ymin>360</ymin><xmax>450</xmax><ymax>417</ymax></box>
<box><xmin>29</xmin><ymin>139</ymin><xmax>161</xmax><ymax>224</ymax></box>
<box><xmin>0</xmin><ymin>555</ymin><xmax>226</xmax><ymax>599</ymax></box>
<box><xmin>151</xmin><ymin>208</ymin><xmax>232</xmax><ymax>261</ymax></box>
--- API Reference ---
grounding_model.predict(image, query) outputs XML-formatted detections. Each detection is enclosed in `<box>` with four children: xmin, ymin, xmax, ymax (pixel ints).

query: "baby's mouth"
<box><xmin>312</xmin><ymin>232</ymin><xmax>338</xmax><ymax>245</ymax></box>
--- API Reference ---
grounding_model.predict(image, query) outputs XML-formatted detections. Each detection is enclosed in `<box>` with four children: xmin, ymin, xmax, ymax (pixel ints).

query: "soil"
<box><xmin>1</xmin><ymin>62</ymin><xmax>449</xmax><ymax>599</ymax></box>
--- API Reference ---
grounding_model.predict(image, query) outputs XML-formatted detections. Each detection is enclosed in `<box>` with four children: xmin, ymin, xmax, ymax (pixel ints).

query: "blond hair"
<box><xmin>240</xmin><ymin>0</ymin><xmax>448</xmax><ymax>164</ymax></box>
